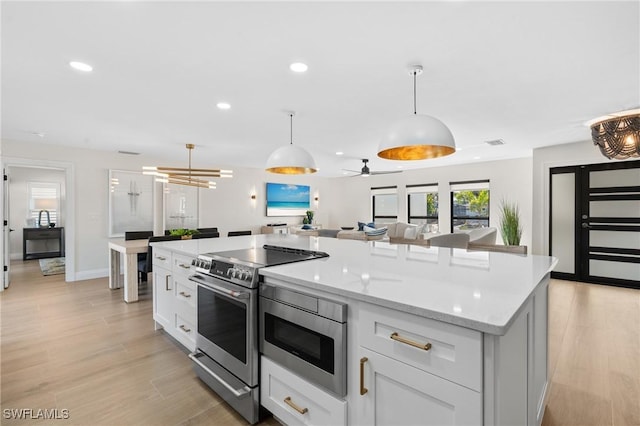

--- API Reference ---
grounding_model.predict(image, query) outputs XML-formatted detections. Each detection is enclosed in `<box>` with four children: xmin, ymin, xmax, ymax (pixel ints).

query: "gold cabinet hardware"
<box><xmin>179</xmin><ymin>291</ymin><xmax>191</xmax><ymax>298</ymax></box>
<box><xmin>179</xmin><ymin>324</ymin><xmax>191</xmax><ymax>333</ymax></box>
<box><xmin>284</xmin><ymin>396</ymin><xmax>308</xmax><ymax>415</ymax></box>
<box><xmin>165</xmin><ymin>274</ymin><xmax>172</xmax><ymax>291</ymax></box>
<box><xmin>390</xmin><ymin>332</ymin><xmax>432</xmax><ymax>351</ymax></box>
<box><xmin>155</xmin><ymin>255</ymin><xmax>167</xmax><ymax>261</ymax></box>
<box><xmin>360</xmin><ymin>357</ymin><xmax>368</xmax><ymax>395</ymax></box>
<box><xmin>178</xmin><ymin>263</ymin><xmax>190</xmax><ymax>269</ymax></box>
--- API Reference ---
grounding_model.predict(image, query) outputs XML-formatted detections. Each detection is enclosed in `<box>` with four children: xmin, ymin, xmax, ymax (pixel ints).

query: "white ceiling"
<box><xmin>2</xmin><ymin>1</ymin><xmax>639</xmax><ymax>177</ymax></box>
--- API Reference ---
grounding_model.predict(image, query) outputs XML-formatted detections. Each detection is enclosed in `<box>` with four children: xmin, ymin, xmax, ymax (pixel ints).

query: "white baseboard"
<box><xmin>10</xmin><ymin>253</ymin><xmax>22</xmax><ymax>261</ymax></box>
<box><xmin>73</xmin><ymin>268</ymin><xmax>109</xmax><ymax>281</ymax></box>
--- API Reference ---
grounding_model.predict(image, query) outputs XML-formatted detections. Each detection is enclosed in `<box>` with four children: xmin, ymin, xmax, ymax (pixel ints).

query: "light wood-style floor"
<box><xmin>1</xmin><ymin>260</ymin><xmax>639</xmax><ymax>425</ymax></box>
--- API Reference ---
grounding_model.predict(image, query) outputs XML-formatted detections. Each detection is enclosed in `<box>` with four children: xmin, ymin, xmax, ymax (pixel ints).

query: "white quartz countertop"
<box><xmin>153</xmin><ymin>234</ymin><xmax>557</xmax><ymax>335</ymax></box>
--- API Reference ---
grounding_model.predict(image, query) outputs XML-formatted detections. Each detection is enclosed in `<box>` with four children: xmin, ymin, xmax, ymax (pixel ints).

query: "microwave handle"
<box><xmin>189</xmin><ymin>353</ymin><xmax>251</xmax><ymax>398</ymax></box>
<box><xmin>190</xmin><ymin>275</ymin><xmax>249</xmax><ymax>299</ymax></box>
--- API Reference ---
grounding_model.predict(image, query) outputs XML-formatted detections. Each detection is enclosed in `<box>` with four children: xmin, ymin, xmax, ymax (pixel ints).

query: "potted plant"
<box><xmin>169</xmin><ymin>228</ymin><xmax>200</xmax><ymax>239</ymax></box>
<box><xmin>306</xmin><ymin>210</ymin><xmax>314</xmax><ymax>224</ymax></box>
<box><xmin>499</xmin><ymin>199</ymin><xmax>522</xmax><ymax>246</ymax></box>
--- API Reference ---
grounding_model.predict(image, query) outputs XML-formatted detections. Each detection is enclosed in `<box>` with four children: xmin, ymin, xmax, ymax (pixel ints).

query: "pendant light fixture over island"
<box><xmin>378</xmin><ymin>65</ymin><xmax>456</xmax><ymax>161</ymax></box>
<box><xmin>265</xmin><ymin>112</ymin><xmax>317</xmax><ymax>174</ymax></box>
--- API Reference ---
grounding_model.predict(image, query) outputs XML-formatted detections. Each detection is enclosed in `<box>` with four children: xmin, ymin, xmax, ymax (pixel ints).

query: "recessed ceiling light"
<box><xmin>290</xmin><ymin>62</ymin><xmax>308</xmax><ymax>73</ymax></box>
<box><xmin>69</xmin><ymin>61</ymin><xmax>93</xmax><ymax>72</ymax></box>
<box><xmin>335</xmin><ymin>151</ymin><xmax>344</xmax><ymax>156</ymax></box>
<box><xmin>473</xmin><ymin>156</ymin><xmax>482</xmax><ymax>160</ymax></box>
<box><xmin>216</xmin><ymin>102</ymin><xmax>231</xmax><ymax>110</ymax></box>
<box><xmin>31</xmin><ymin>132</ymin><xmax>45</xmax><ymax>138</ymax></box>
<box><xmin>456</xmin><ymin>147</ymin><xmax>463</xmax><ymax>152</ymax></box>
<box><xmin>397</xmin><ymin>165</ymin><xmax>403</xmax><ymax>169</ymax></box>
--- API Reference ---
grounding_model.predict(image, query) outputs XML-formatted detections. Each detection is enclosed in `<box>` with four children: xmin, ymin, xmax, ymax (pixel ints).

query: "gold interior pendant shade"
<box><xmin>589</xmin><ymin>109</ymin><xmax>640</xmax><ymax>160</ymax></box>
<box><xmin>265</xmin><ymin>112</ymin><xmax>317</xmax><ymax>174</ymax></box>
<box><xmin>143</xmin><ymin>144</ymin><xmax>232</xmax><ymax>189</ymax></box>
<box><xmin>378</xmin><ymin>65</ymin><xmax>456</xmax><ymax>161</ymax></box>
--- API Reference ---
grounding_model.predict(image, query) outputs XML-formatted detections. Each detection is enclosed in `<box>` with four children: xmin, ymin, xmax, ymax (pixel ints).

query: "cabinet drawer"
<box><xmin>261</xmin><ymin>356</ymin><xmax>346</xmax><ymax>426</ymax></box>
<box><xmin>174</xmin><ymin>276</ymin><xmax>196</xmax><ymax>310</ymax></box>
<box><xmin>173</xmin><ymin>314</ymin><xmax>196</xmax><ymax>351</ymax></box>
<box><xmin>360</xmin><ymin>303</ymin><xmax>482</xmax><ymax>391</ymax></box>
<box><xmin>152</xmin><ymin>248</ymin><xmax>172</xmax><ymax>270</ymax></box>
<box><xmin>173</xmin><ymin>253</ymin><xmax>195</xmax><ymax>276</ymax></box>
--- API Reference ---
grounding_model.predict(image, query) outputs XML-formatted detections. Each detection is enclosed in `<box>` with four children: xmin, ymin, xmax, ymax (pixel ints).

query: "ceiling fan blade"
<box><xmin>370</xmin><ymin>170</ymin><xmax>403</xmax><ymax>175</ymax></box>
<box><xmin>341</xmin><ymin>168</ymin><xmax>362</xmax><ymax>173</ymax></box>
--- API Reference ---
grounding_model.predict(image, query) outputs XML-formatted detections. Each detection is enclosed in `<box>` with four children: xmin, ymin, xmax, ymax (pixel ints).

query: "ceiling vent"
<box><xmin>118</xmin><ymin>150</ymin><xmax>140</xmax><ymax>155</ymax></box>
<box><xmin>485</xmin><ymin>139</ymin><xmax>505</xmax><ymax>146</ymax></box>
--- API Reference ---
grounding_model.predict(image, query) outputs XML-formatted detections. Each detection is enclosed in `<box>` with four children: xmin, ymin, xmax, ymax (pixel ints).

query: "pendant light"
<box><xmin>378</xmin><ymin>65</ymin><xmax>456</xmax><ymax>161</ymax></box>
<box><xmin>266</xmin><ymin>112</ymin><xmax>317</xmax><ymax>174</ymax></box>
<box><xmin>143</xmin><ymin>144</ymin><xmax>233</xmax><ymax>189</ymax></box>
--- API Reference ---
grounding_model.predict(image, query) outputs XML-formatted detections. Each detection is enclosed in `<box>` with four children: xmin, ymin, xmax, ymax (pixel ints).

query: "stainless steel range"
<box><xmin>188</xmin><ymin>245</ymin><xmax>329</xmax><ymax>424</ymax></box>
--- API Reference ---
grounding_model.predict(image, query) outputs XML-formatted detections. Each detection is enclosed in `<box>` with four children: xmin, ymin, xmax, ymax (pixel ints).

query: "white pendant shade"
<box><xmin>266</xmin><ymin>111</ymin><xmax>317</xmax><ymax>174</ymax></box>
<box><xmin>265</xmin><ymin>144</ymin><xmax>317</xmax><ymax>174</ymax></box>
<box><xmin>378</xmin><ymin>114</ymin><xmax>456</xmax><ymax>160</ymax></box>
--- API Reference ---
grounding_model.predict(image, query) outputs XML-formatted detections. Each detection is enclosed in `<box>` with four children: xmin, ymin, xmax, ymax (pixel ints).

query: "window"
<box><xmin>29</xmin><ymin>182</ymin><xmax>60</xmax><ymax>226</ymax></box>
<box><xmin>371</xmin><ymin>186</ymin><xmax>397</xmax><ymax>224</ymax></box>
<box><xmin>450</xmin><ymin>180</ymin><xmax>490</xmax><ymax>232</ymax></box>
<box><xmin>407</xmin><ymin>184</ymin><xmax>439</xmax><ymax>232</ymax></box>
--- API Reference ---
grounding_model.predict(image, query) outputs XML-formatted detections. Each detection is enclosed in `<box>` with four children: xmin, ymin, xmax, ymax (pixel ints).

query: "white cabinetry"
<box><xmin>261</xmin><ymin>356</ymin><xmax>347</xmax><ymax>426</ymax></box>
<box><xmin>152</xmin><ymin>248</ymin><xmax>197</xmax><ymax>352</ymax></box>
<box><xmin>152</xmin><ymin>248</ymin><xmax>172</xmax><ymax>330</ymax></box>
<box><xmin>261</xmin><ymin>225</ymin><xmax>289</xmax><ymax>234</ymax></box>
<box><xmin>355</xmin><ymin>347</ymin><xmax>481</xmax><ymax>426</ymax></box>
<box><xmin>351</xmin><ymin>303</ymin><xmax>482</xmax><ymax>426</ymax></box>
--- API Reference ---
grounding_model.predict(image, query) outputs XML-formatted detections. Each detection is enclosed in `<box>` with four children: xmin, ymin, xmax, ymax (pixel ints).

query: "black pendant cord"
<box><xmin>413</xmin><ymin>71</ymin><xmax>417</xmax><ymax>115</ymax></box>
<box><xmin>290</xmin><ymin>113</ymin><xmax>293</xmax><ymax>145</ymax></box>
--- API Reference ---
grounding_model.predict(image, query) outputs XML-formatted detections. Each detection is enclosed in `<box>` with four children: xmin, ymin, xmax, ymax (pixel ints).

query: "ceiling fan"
<box><xmin>342</xmin><ymin>159</ymin><xmax>403</xmax><ymax>177</ymax></box>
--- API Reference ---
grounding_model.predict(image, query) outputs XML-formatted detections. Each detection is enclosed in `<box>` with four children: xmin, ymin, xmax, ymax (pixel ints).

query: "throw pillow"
<box><xmin>395</xmin><ymin>222</ymin><xmax>410</xmax><ymax>238</ymax></box>
<box><xmin>386</xmin><ymin>222</ymin><xmax>398</xmax><ymax>237</ymax></box>
<box><xmin>363</xmin><ymin>225</ymin><xmax>388</xmax><ymax>236</ymax></box>
<box><xmin>403</xmin><ymin>224</ymin><xmax>420</xmax><ymax>239</ymax></box>
<box><xmin>358</xmin><ymin>221</ymin><xmax>376</xmax><ymax>231</ymax></box>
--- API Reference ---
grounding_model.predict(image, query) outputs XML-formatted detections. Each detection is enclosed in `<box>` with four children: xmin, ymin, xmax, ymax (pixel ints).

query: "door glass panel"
<box><xmin>590</xmin><ymin>230</ymin><xmax>640</xmax><ymax>250</ymax></box>
<box><xmin>551</xmin><ymin>173</ymin><xmax>575</xmax><ymax>274</ymax></box>
<box><xmin>590</xmin><ymin>260</ymin><xmax>640</xmax><ymax>281</ymax></box>
<box><xmin>590</xmin><ymin>168</ymin><xmax>640</xmax><ymax>188</ymax></box>
<box><xmin>590</xmin><ymin>200</ymin><xmax>640</xmax><ymax>218</ymax></box>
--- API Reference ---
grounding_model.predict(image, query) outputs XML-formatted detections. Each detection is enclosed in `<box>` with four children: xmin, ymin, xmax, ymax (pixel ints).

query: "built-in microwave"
<box><xmin>259</xmin><ymin>282</ymin><xmax>347</xmax><ymax>397</ymax></box>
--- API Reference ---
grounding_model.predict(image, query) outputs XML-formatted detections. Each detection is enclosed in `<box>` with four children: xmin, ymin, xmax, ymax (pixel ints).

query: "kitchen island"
<box><xmin>152</xmin><ymin>234</ymin><xmax>556</xmax><ymax>426</ymax></box>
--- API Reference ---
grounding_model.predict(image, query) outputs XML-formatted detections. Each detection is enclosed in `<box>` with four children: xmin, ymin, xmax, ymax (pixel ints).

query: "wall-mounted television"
<box><xmin>266</xmin><ymin>182</ymin><xmax>310</xmax><ymax>217</ymax></box>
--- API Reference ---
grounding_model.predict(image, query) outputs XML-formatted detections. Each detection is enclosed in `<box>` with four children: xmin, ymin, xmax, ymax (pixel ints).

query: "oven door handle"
<box><xmin>190</xmin><ymin>276</ymin><xmax>250</xmax><ymax>299</ymax></box>
<box><xmin>189</xmin><ymin>353</ymin><xmax>251</xmax><ymax>398</ymax></box>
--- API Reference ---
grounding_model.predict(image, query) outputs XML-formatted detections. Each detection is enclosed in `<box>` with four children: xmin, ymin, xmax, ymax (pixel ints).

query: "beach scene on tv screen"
<box><xmin>266</xmin><ymin>183</ymin><xmax>310</xmax><ymax>216</ymax></box>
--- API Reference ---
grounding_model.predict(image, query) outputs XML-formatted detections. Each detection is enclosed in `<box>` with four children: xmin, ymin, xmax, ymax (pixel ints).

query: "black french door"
<box><xmin>550</xmin><ymin>160</ymin><xmax>640</xmax><ymax>289</ymax></box>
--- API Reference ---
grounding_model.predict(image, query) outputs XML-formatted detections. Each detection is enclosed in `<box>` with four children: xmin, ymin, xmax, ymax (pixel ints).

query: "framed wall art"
<box><xmin>108</xmin><ymin>169</ymin><xmax>154</xmax><ymax>237</ymax></box>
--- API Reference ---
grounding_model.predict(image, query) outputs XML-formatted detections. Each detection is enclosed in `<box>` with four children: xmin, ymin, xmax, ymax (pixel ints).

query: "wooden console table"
<box><xmin>23</xmin><ymin>227</ymin><xmax>65</xmax><ymax>260</ymax></box>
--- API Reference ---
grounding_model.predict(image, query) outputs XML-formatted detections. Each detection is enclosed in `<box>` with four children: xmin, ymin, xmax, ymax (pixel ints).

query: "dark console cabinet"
<box><xmin>23</xmin><ymin>227</ymin><xmax>65</xmax><ymax>260</ymax></box>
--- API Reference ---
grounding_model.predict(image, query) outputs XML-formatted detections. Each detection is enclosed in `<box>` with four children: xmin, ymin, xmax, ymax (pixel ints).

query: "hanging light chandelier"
<box><xmin>265</xmin><ymin>112</ymin><xmax>317</xmax><ymax>174</ymax></box>
<box><xmin>589</xmin><ymin>109</ymin><xmax>640</xmax><ymax>160</ymax></box>
<box><xmin>143</xmin><ymin>144</ymin><xmax>232</xmax><ymax>189</ymax></box>
<box><xmin>378</xmin><ymin>65</ymin><xmax>456</xmax><ymax>161</ymax></box>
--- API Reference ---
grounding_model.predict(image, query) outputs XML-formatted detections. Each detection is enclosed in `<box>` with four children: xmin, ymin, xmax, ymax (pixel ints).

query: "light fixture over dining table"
<box><xmin>143</xmin><ymin>144</ymin><xmax>232</xmax><ymax>189</ymax></box>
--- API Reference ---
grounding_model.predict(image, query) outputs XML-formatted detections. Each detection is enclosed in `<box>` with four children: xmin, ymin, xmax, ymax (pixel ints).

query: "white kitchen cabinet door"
<box><xmin>152</xmin><ymin>265</ymin><xmax>172</xmax><ymax>330</ymax></box>
<box><xmin>353</xmin><ymin>347</ymin><xmax>481</xmax><ymax>426</ymax></box>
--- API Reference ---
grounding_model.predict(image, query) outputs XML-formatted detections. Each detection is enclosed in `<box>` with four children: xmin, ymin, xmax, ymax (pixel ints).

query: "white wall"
<box><xmin>326</xmin><ymin>157</ymin><xmax>534</xmax><ymax>248</ymax></box>
<box><xmin>531</xmin><ymin>139</ymin><xmax>638</xmax><ymax>256</ymax></box>
<box><xmin>1</xmin><ymin>139</ymin><xmax>335</xmax><ymax>279</ymax></box>
<box><xmin>8</xmin><ymin>166</ymin><xmax>66</xmax><ymax>259</ymax></box>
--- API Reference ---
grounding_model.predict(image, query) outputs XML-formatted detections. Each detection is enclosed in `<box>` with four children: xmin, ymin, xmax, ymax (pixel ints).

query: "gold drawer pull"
<box><xmin>360</xmin><ymin>357</ymin><xmax>368</xmax><ymax>395</ymax></box>
<box><xmin>179</xmin><ymin>291</ymin><xmax>191</xmax><ymax>298</ymax></box>
<box><xmin>178</xmin><ymin>263</ymin><xmax>191</xmax><ymax>269</ymax></box>
<box><xmin>284</xmin><ymin>397</ymin><xmax>308</xmax><ymax>415</ymax></box>
<box><xmin>390</xmin><ymin>332</ymin><xmax>432</xmax><ymax>351</ymax></box>
<box><xmin>155</xmin><ymin>255</ymin><xmax>167</xmax><ymax>261</ymax></box>
<box><xmin>179</xmin><ymin>324</ymin><xmax>191</xmax><ymax>333</ymax></box>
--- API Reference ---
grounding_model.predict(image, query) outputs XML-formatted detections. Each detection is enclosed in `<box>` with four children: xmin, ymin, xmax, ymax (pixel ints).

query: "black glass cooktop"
<box><xmin>205</xmin><ymin>245</ymin><xmax>329</xmax><ymax>268</ymax></box>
